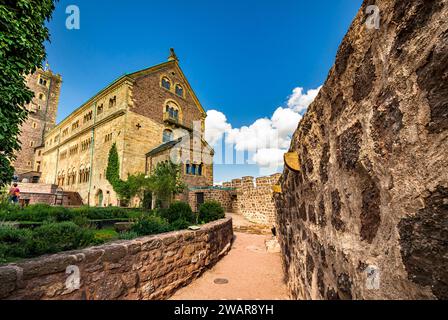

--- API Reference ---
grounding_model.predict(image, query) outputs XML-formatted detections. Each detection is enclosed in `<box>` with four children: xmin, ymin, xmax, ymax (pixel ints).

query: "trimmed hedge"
<box><xmin>0</xmin><ymin>222</ymin><xmax>98</xmax><ymax>263</ymax></box>
<box><xmin>0</xmin><ymin>204</ymin><xmax>146</xmax><ymax>223</ymax></box>
<box><xmin>199</xmin><ymin>201</ymin><xmax>225</xmax><ymax>223</ymax></box>
<box><xmin>32</xmin><ymin>222</ymin><xmax>97</xmax><ymax>255</ymax></box>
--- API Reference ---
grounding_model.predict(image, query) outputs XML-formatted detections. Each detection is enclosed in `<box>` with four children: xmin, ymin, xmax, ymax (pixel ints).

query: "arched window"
<box><xmin>186</xmin><ymin>161</ymin><xmax>191</xmax><ymax>175</ymax></box>
<box><xmin>165</xmin><ymin>101</ymin><xmax>180</xmax><ymax>122</ymax></box>
<box><xmin>109</xmin><ymin>96</ymin><xmax>116</xmax><ymax>109</ymax></box>
<box><xmin>198</xmin><ymin>164</ymin><xmax>203</xmax><ymax>176</ymax></box>
<box><xmin>163</xmin><ymin>129</ymin><xmax>173</xmax><ymax>143</ymax></box>
<box><xmin>191</xmin><ymin>164</ymin><xmax>197</xmax><ymax>175</ymax></box>
<box><xmin>161</xmin><ymin>77</ymin><xmax>171</xmax><ymax>90</ymax></box>
<box><xmin>175</xmin><ymin>84</ymin><xmax>184</xmax><ymax>97</ymax></box>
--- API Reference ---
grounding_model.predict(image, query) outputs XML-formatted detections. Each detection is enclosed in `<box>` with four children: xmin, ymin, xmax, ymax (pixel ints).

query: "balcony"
<box><xmin>163</xmin><ymin>112</ymin><xmax>192</xmax><ymax>131</ymax></box>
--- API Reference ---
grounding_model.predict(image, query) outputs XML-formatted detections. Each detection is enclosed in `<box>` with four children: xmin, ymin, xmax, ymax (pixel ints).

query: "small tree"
<box><xmin>0</xmin><ymin>1</ymin><xmax>58</xmax><ymax>187</ymax></box>
<box><xmin>126</xmin><ymin>173</ymin><xmax>152</xmax><ymax>204</ymax></box>
<box><xmin>148</xmin><ymin>161</ymin><xmax>186</xmax><ymax>208</ymax></box>
<box><xmin>106</xmin><ymin>144</ymin><xmax>185</xmax><ymax>208</ymax></box>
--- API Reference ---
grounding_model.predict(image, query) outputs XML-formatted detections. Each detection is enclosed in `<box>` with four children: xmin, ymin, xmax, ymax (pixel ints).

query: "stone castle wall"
<box><xmin>0</xmin><ymin>218</ymin><xmax>233</xmax><ymax>300</ymax></box>
<box><xmin>189</xmin><ymin>174</ymin><xmax>281</xmax><ymax>226</ymax></box>
<box><xmin>188</xmin><ymin>187</ymin><xmax>234</xmax><ymax>213</ymax></box>
<box><xmin>274</xmin><ymin>0</ymin><xmax>448</xmax><ymax>300</ymax></box>
<box><xmin>232</xmin><ymin>175</ymin><xmax>281</xmax><ymax>226</ymax></box>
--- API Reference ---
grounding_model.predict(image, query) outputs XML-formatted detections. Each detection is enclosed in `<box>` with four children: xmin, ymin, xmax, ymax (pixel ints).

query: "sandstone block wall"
<box><xmin>233</xmin><ymin>175</ymin><xmax>281</xmax><ymax>226</ymax></box>
<box><xmin>188</xmin><ymin>188</ymin><xmax>234</xmax><ymax>213</ymax></box>
<box><xmin>274</xmin><ymin>0</ymin><xmax>447</xmax><ymax>300</ymax></box>
<box><xmin>0</xmin><ymin>217</ymin><xmax>233</xmax><ymax>300</ymax></box>
<box><xmin>15</xmin><ymin>183</ymin><xmax>83</xmax><ymax>206</ymax></box>
<box><xmin>193</xmin><ymin>174</ymin><xmax>281</xmax><ymax>226</ymax></box>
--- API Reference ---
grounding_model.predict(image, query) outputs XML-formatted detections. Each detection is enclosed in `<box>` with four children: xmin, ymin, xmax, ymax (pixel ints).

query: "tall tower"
<box><xmin>14</xmin><ymin>67</ymin><xmax>62</xmax><ymax>179</ymax></box>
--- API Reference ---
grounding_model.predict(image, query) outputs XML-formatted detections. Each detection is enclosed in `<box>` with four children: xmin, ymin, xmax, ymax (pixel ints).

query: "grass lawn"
<box><xmin>93</xmin><ymin>227</ymin><xmax>119</xmax><ymax>242</ymax></box>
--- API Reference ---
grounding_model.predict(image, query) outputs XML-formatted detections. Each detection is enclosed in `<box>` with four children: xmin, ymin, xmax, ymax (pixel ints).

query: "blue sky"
<box><xmin>45</xmin><ymin>0</ymin><xmax>363</xmax><ymax>183</ymax></box>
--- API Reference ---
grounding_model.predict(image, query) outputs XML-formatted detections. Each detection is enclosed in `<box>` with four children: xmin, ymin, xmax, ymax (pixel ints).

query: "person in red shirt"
<box><xmin>8</xmin><ymin>183</ymin><xmax>20</xmax><ymax>204</ymax></box>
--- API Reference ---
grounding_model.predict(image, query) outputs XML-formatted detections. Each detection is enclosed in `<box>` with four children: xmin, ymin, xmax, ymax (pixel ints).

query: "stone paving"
<box><xmin>170</xmin><ymin>214</ymin><xmax>289</xmax><ymax>300</ymax></box>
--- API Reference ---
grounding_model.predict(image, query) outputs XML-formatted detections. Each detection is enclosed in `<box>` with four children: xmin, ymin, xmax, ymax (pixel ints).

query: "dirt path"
<box><xmin>170</xmin><ymin>215</ymin><xmax>289</xmax><ymax>300</ymax></box>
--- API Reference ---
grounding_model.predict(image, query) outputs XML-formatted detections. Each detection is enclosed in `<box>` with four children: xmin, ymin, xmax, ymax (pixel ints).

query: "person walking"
<box><xmin>8</xmin><ymin>183</ymin><xmax>20</xmax><ymax>205</ymax></box>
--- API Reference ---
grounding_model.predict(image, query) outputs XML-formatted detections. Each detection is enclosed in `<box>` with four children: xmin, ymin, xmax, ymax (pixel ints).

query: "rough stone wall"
<box><xmin>16</xmin><ymin>183</ymin><xmax>83</xmax><ymax>206</ymax></box>
<box><xmin>233</xmin><ymin>175</ymin><xmax>281</xmax><ymax>226</ymax></box>
<box><xmin>14</xmin><ymin>69</ymin><xmax>62</xmax><ymax>174</ymax></box>
<box><xmin>131</xmin><ymin>62</ymin><xmax>205</xmax><ymax>130</ymax></box>
<box><xmin>196</xmin><ymin>174</ymin><xmax>281</xmax><ymax>226</ymax></box>
<box><xmin>188</xmin><ymin>188</ymin><xmax>234</xmax><ymax>212</ymax></box>
<box><xmin>0</xmin><ymin>218</ymin><xmax>233</xmax><ymax>300</ymax></box>
<box><xmin>274</xmin><ymin>0</ymin><xmax>448</xmax><ymax>300</ymax></box>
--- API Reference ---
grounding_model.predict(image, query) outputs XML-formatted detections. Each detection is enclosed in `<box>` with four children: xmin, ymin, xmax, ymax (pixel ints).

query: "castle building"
<box><xmin>39</xmin><ymin>49</ymin><xmax>214</xmax><ymax>206</ymax></box>
<box><xmin>13</xmin><ymin>68</ymin><xmax>62</xmax><ymax>182</ymax></box>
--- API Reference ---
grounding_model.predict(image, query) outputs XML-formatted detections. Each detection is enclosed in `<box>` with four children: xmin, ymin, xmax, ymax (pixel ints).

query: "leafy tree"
<box><xmin>0</xmin><ymin>0</ymin><xmax>58</xmax><ymax>187</ymax></box>
<box><xmin>148</xmin><ymin>161</ymin><xmax>186</xmax><ymax>208</ymax></box>
<box><xmin>106</xmin><ymin>144</ymin><xmax>185</xmax><ymax>207</ymax></box>
<box><xmin>126</xmin><ymin>173</ymin><xmax>152</xmax><ymax>204</ymax></box>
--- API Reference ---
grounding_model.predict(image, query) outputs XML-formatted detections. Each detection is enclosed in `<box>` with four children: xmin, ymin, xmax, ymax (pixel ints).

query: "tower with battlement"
<box><xmin>14</xmin><ymin>68</ymin><xmax>62</xmax><ymax>180</ymax></box>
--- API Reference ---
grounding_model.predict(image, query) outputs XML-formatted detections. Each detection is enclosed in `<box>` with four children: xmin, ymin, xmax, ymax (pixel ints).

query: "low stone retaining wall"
<box><xmin>0</xmin><ymin>218</ymin><xmax>233</xmax><ymax>300</ymax></box>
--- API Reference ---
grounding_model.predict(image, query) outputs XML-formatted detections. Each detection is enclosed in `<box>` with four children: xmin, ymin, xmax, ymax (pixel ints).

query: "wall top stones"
<box><xmin>225</xmin><ymin>174</ymin><xmax>281</xmax><ymax>190</ymax></box>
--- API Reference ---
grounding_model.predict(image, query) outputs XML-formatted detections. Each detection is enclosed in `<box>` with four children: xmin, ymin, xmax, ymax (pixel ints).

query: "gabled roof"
<box><xmin>127</xmin><ymin>60</ymin><xmax>206</xmax><ymax>116</ymax></box>
<box><xmin>47</xmin><ymin>52</ymin><xmax>206</xmax><ymax>136</ymax></box>
<box><xmin>146</xmin><ymin>136</ymin><xmax>215</xmax><ymax>157</ymax></box>
<box><xmin>146</xmin><ymin>138</ymin><xmax>183</xmax><ymax>157</ymax></box>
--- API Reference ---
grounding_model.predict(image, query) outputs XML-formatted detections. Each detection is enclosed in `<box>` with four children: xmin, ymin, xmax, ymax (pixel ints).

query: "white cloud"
<box><xmin>204</xmin><ymin>85</ymin><xmax>321</xmax><ymax>170</ymax></box>
<box><xmin>271</xmin><ymin>107</ymin><xmax>302</xmax><ymax>138</ymax></box>
<box><xmin>252</xmin><ymin>148</ymin><xmax>286</xmax><ymax>168</ymax></box>
<box><xmin>205</xmin><ymin>110</ymin><xmax>232</xmax><ymax>146</ymax></box>
<box><xmin>287</xmin><ymin>86</ymin><xmax>322</xmax><ymax>114</ymax></box>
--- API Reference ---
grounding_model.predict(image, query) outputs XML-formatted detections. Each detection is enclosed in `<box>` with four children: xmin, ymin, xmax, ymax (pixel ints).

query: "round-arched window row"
<box><xmin>161</xmin><ymin>76</ymin><xmax>185</xmax><ymax>98</ymax></box>
<box><xmin>185</xmin><ymin>162</ymin><xmax>204</xmax><ymax>176</ymax></box>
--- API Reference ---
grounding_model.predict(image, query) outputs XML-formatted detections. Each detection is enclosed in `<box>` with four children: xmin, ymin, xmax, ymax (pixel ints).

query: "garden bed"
<box><xmin>0</xmin><ymin>201</ymin><xmax>226</xmax><ymax>264</ymax></box>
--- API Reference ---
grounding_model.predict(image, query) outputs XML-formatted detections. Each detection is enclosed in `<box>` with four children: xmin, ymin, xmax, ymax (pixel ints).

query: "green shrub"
<box><xmin>160</xmin><ymin>202</ymin><xmax>195</xmax><ymax>224</ymax></box>
<box><xmin>21</xmin><ymin>204</ymin><xmax>71</xmax><ymax>222</ymax></box>
<box><xmin>72</xmin><ymin>215</ymin><xmax>91</xmax><ymax>228</ymax></box>
<box><xmin>0</xmin><ymin>204</ymin><xmax>22</xmax><ymax>221</ymax></box>
<box><xmin>70</xmin><ymin>206</ymin><xmax>145</xmax><ymax>220</ymax></box>
<box><xmin>0</xmin><ymin>227</ymin><xmax>33</xmax><ymax>260</ymax></box>
<box><xmin>170</xmin><ymin>219</ymin><xmax>191</xmax><ymax>231</ymax></box>
<box><xmin>31</xmin><ymin>222</ymin><xmax>96</xmax><ymax>255</ymax></box>
<box><xmin>131</xmin><ymin>216</ymin><xmax>171</xmax><ymax>236</ymax></box>
<box><xmin>198</xmin><ymin>201</ymin><xmax>225</xmax><ymax>223</ymax></box>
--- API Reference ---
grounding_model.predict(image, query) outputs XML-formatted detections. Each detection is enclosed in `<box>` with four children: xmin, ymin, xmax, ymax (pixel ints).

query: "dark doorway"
<box><xmin>196</xmin><ymin>192</ymin><xmax>205</xmax><ymax>212</ymax></box>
